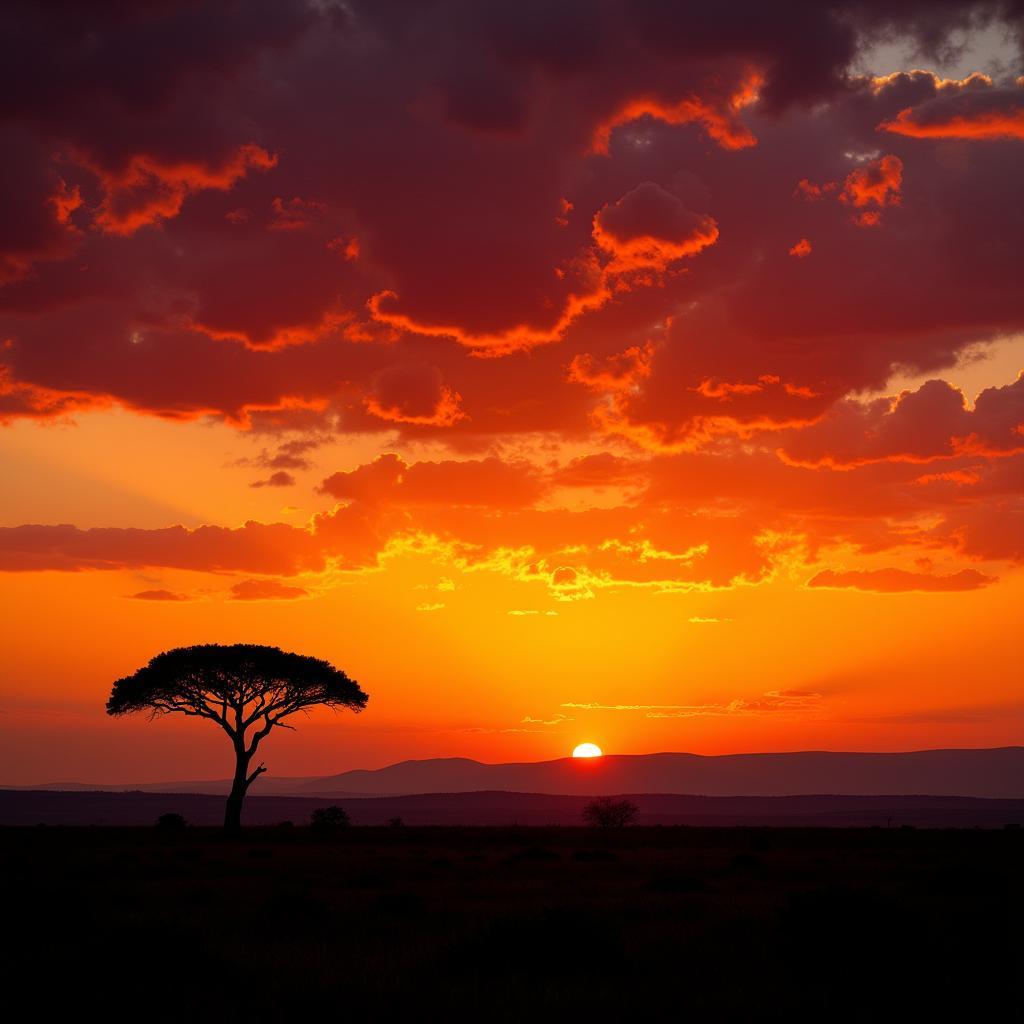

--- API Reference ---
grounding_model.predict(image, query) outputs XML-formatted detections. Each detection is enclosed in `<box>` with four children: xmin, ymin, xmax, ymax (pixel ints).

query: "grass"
<box><xmin>4</xmin><ymin>825</ymin><xmax>1020</xmax><ymax>1020</ymax></box>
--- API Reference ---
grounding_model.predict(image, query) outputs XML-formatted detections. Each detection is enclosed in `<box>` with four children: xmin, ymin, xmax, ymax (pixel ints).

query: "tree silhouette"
<box><xmin>583</xmin><ymin>797</ymin><xmax>639</xmax><ymax>828</ymax></box>
<box><xmin>310</xmin><ymin>805</ymin><xmax>350</xmax><ymax>831</ymax></box>
<box><xmin>107</xmin><ymin>643</ymin><xmax>368</xmax><ymax>831</ymax></box>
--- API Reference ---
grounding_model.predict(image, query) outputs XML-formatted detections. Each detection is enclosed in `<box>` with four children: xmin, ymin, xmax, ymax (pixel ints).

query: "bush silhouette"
<box><xmin>310</xmin><ymin>805</ymin><xmax>351</xmax><ymax>831</ymax></box>
<box><xmin>155</xmin><ymin>812</ymin><xmax>187</xmax><ymax>831</ymax></box>
<box><xmin>583</xmin><ymin>797</ymin><xmax>639</xmax><ymax>828</ymax></box>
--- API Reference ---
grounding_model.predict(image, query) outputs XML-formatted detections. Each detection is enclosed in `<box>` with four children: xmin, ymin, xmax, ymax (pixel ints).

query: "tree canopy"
<box><xmin>108</xmin><ymin>642</ymin><xmax>367</xmax><ymax>737</ymax></box>
<box><xmin>107</xmin><ymin>643</ymin><xmax>368</xmax><ymax>829</ymax></box>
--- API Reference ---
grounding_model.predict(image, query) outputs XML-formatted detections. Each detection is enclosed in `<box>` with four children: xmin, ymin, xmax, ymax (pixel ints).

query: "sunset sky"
<box><xmin>1</xmin><ymin>1</ymin><xmax>1022</xmax><ymax>784</ymax></box>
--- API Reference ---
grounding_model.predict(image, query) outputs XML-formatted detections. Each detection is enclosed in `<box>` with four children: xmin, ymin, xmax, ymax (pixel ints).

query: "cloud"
<box><xmin>81</xmin><ymin>145</ymin><xmax>278</xmax><ymax>236</ymax></box>
<box><xmin>0</xmin><ymin>4</ymin><xmax>1019</xmax><ymax>431</ymax></box>
<box><xmin>250</xmin><ymin>470</ymin><xmax>296</xmax><ymax>488</ymax></box>
<box><xmin>880</xmin><ymin>77</ymin><xmax>1024</xmax><ymax>141</ymax></box>
<box><xmin>589</xmin><ymin>71</ymin><xmax>762</xmax><ymax>154</ymax></box>
<box><xmin>320</xmin><ymin>454</ymin><xmax>546</xmax><ymax>508</ymax></box>
<box><xmin>592</xmin><ymin>182</ymin><xmax>719</xmax><ymax>271</ymax></box>
<box><xmin>1</xmin><ymin>1</ymin><xmax>1023</xmax><ymax>632</ymax></box>
<box><xmin>563</xmin><ymin>689</ymin><xmax>822</xmax><ymax>717</ymax></box>
<box><xmin>520</xmin><ymin>713</ymin><xmax>572</xmax><ymax>726</ymax></box>
<box><xmin>364</xmin><ymin>364</ymin><xmax>465</xmax><ymax>427</ymax></box>
<box><xmin>228</xmin><ymin>578</ymin><xmax>309</xmax><ymax>600</ymax></box>
<box><xmin>807</xmin><ymin>568</ymin><xmax>996</xmax><ymax>592</ymax></box>
<box><xmin>799</xmin><ymin>154</ymin><xmax>903</xmax><ymax>227</ymax></box>
<box><xmin>779</xmin><ymin>376</ymin><xmax>1024</xmax><ymax>468</ymax></box>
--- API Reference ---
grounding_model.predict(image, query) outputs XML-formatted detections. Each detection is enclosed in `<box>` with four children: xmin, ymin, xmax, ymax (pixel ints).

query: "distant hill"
<box><xmin>12</xmin><ymin>746</ymin><xmax>1023</xmax><ymax>799</ymax></box>
<box><xmin>297</xmin><ymin>747</ymin><xmax>1024</xmax><ymax>798</ymax></box>
<box><xmin>2</xmin><ymin>789</ymin><xmax>1023</xmax><ymax>828</ymax></box>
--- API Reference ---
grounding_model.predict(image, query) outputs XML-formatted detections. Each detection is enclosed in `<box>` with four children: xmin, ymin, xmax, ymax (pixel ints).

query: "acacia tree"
<box><xmin>107</xmin><ymin>643</ymin><xmax>368</xmax><ymax>831</ymax></box>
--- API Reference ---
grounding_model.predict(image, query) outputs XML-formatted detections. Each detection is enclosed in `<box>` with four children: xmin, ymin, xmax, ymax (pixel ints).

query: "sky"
<box><xmin>1</xmin><ymin>1</ymin><xmax>1022</xmax><ymax>784</ymax></box>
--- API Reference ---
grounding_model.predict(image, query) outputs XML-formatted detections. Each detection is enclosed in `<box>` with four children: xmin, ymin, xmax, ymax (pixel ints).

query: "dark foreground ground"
<box><xmin>3</xmin><ymin>825</ymin><xmax>1021</xmax><ymax>1021</ymax></box>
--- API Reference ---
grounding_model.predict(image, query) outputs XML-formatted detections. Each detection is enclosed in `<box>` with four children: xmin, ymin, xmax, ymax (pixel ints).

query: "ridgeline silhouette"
<box><xmin>106</xmin><ymin>643</ymin><xmax>368</xmax><ymax>830</ymax></box>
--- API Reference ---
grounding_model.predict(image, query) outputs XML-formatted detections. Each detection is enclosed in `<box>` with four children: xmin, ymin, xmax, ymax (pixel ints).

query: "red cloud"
<box><xmin>80</xmin><ymin>145</ymin><xmax>277</xmax><ymax>236</ymax></box>
<box><xmin>592</xmin><ymin>183</ymin><xmax>719</xmax><ymax>271</ymax></box>
<box><xmin>567</xmin><ymin>343</ymin><xmax>655</xmax><ymax>393</ymax></box>
<box><xmin>780</xmin><ymin>377</ymin><xmax>1024</xmax><ymax>469</ymax></box>
<box><xmin>807</xmin><ymin>568</ymin><xmax>996</xmax><ymax>592</ymax></box>
<box><xmin>364</xmin><ymin>364</ymin><xmax>466</xmax><ymax>427</ymax></box>
<box><xmin>320</xmin><ymin>454</ymin><xmax>545</xmax><ymax>509</ymax></box>
<box><xmin>0</xmin><ymin>522</ymin><xmax>323</xmax><ymax>575</ymax></box>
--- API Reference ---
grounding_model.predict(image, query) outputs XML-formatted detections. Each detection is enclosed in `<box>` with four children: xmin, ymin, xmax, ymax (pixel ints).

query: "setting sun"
<box><xmin>572</xmin><ymin>743</ymin><xmax>603</xmax><ymax>758</ymax></box>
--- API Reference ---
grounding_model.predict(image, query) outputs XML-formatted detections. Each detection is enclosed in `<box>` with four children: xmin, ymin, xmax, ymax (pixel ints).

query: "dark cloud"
<box><xmin>250</xmin><ymin>470</ymin><xmax>297</xmax><ymax>488</ymax></box>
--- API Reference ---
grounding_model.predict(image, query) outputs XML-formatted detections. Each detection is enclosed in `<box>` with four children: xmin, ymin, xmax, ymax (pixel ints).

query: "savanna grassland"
<box><xmin>4</xmin><ymin>825</ymin><xmax>1020</xmax><ymax>1020</ymax></box>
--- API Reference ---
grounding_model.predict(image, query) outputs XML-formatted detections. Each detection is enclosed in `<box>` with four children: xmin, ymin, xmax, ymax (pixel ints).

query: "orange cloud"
<box><xmin>83</xmin><ymin>144</ymin><xmax>277</xmax><ymax>235</ymax></box>
<box><xmin>797</xmin><ymin>155</ymin><xmax>902</xmax><ymax>227</ymax></box>
<box><xmin>366</xmin><ymin>277</ymin><xmax>611</xmax><ymax>357</ymax></box>
<box><xmin>590</xmin><ymin>72</ymin><xmax>762</xmax><ymax>154</ymax></box>
<box><xmin>879</xmin><ymin>78</ymin><xmax>1024</xmax><ymax>140</ymax></box>
<box><xmin>0</xmin><ymin>365</ymin><xmax>111</xmax><ymax>423</ymax></box>
<box><xmin>807</xmin><ymin>568</ymin><xmax>996</xmax><ymax>592</ymax></box>
<box><xmin>567</xmin><ymin>343</ymin><xmax>655</xmax><ymax>393</ymax></box>
<box><xmin>229</xmin><ymin>578</ymin><xmax>309</xmax><ymax>600</ymax></box>
<box><xmin>840</xmin><ymin>154</ymin><xmax>902</xmax><ymax>226</ymax></box>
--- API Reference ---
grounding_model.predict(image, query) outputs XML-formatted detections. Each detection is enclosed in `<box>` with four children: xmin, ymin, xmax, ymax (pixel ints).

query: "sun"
<box><xmin>572</xmin><ymin>742</ymin><xmax>603</xmax><ymax>758</ymax></box>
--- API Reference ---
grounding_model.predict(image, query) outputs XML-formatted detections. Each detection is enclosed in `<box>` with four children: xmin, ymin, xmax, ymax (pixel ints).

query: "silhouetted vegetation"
<box><xmin>583</xmin><ymin>796</ymin><xmax>639</xmax><ymax>827</ymax></box>
<box><xmin>106</xmin><ymin>644</ymin><xmax>368</xmax><ymax>831</ymax></box>
<box><xmin>310</xmin><ymin>805</ymin><xmax>350</xmax><ymax>831</ymax></box>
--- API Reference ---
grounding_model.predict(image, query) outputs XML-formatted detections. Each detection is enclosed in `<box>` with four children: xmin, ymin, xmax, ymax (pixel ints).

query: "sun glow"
<box><xmin>572</xmin><ymin>743</ymin><xmax>603</xmax><ymax>758</ymax></box>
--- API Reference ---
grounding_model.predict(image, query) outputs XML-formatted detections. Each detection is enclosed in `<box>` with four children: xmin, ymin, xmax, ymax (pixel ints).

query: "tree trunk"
<box><xmin>224</xmin><ymin>750</ymin><xmax>251</xmax><ymax>832</ymax></box>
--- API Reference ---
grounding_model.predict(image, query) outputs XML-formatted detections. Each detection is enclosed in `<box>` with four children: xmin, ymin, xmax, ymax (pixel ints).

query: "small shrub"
<box><xmin>582</xmin><ymin>797</ymin><xmax>639</xmax><ymax>828</ymax></box>
<box><xmin>310</xmin><ymin>805</ymin><xmax>351</xmax><ymax>831</ymax></box>
<box><xmin>155</xmin><ymin>812</ymin><xmax>187</xmax><ymax>831</ymax></box>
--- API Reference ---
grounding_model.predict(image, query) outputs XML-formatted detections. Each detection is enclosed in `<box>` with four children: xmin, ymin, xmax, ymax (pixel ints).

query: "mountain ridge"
<box><xmin>9</xmin><ymin>746</ymin><xmax>1022</xmax><ymax>798</ymax></box>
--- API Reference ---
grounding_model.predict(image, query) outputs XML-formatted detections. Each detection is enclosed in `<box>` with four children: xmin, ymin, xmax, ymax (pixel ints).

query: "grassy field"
<box><xmin>4</xmin><ymin>825</ymin><xmax>1020</xmax><ymax>1020</ymax></box>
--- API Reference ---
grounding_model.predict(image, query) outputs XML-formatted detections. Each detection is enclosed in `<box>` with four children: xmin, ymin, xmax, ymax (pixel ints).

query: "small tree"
<box><xmin>310</xmin><ymin>805</ymin><xmax>351</xmax><ymax>831</ymax></box>
<box><xmin>156</xmin><ymin>812</ymin><xmax>187</xmax><ymax>831</ymax></box>
<box><xmin>107</xmin><ymin>643</ymin><xmax>368</xmax><ymax>831</ymax></box>
<box><xmin>583</xmin><ymin>797</ymin><xmax>639</xmax><ymax>828</ymax></box>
